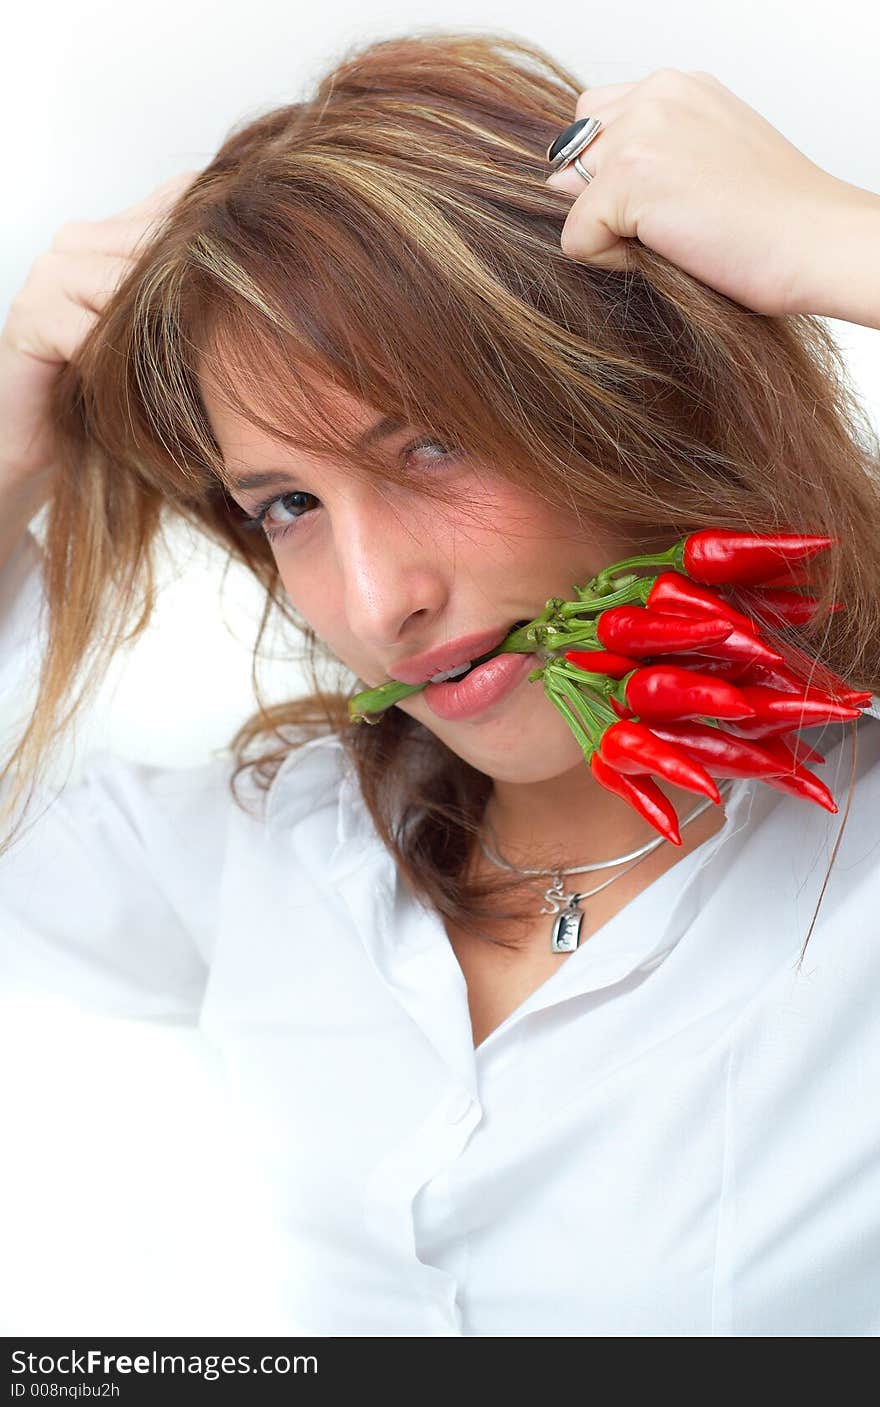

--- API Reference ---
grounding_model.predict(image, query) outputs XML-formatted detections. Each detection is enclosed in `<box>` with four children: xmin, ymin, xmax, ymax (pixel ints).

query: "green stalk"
<box><xmin>543</xmin><ymin>689</ymin><xmax>597</xmax><ymax>759</ymax></box>
<box><xmin>568</xmin><ymin>576</ymin><xmax>652</xmax><ymax>612</ymax></box>
<box><xmin>544</xmin><ymin>662</ymin><xmax>622</xmax><ymax>732</ymax></box>
<box><xmin>580</xmin><ymin>542</ymin><xmax>681</xmax><ymax>600</ymax></box>
<box><xmin>540</xmin><ymin>663</ymin><xmax>631</xmax><ymax>758</ymax></box>
<box><xmin>348</xmin><ymin>677</ymin><xmax>427</xmax><ymax>723</ymax></box>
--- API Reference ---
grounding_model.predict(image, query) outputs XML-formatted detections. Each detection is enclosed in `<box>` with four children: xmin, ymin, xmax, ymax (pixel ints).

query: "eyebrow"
<box><xmin>223</xmin><ymin>414</ymin><xmax>406</xmax><ymax>494</ymax></box>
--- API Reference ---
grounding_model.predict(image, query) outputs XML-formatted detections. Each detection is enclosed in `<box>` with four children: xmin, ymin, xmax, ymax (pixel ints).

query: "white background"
<box><xmin>3</xmin><ymin>0</ymin><xmax>879</xmax><ymax>780</ymax></box>
<box><xmin>1</xmin><ymin>0</ymin><xmax>879</xmax><ymax>1335</ymax></box>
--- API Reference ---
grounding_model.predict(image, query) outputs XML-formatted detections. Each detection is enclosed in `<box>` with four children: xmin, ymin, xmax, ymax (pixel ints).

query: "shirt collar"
<box><xmin>264</xmin><ymin>731</ymin><xmax>384</xmax><ymax>877</ymax></box>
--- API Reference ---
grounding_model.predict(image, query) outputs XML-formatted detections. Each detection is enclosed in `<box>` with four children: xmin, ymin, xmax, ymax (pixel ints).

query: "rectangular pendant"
<box><xmin>550</xmin><ymin>905</ymin><xmax>583</xmax><ymax>953</ymax></box>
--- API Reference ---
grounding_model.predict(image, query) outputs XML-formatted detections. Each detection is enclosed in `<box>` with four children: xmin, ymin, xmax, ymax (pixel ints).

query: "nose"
<box><xmin>336</xmin><ymin>489</ymin><xmax>448</xmax><ymax>651</ymax></box>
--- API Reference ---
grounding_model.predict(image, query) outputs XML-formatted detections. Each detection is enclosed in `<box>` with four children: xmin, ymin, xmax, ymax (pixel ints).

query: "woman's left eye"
<box><xmin>401</xmin><ymin>437</ymin><xmax>462</xmax><ymax>471</ymax></box>
<box><xmin>238</xmin><ymin>436</ymin><xmax>462</xmax><ymax>543</ymax></box>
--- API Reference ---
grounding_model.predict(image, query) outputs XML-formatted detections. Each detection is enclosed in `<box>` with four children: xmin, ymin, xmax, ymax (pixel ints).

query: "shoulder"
<box><xmin>10</xmin><ymin>747</ymin><xmax>236</xmax><ymax>852</ymax></box>
<box><xmin>700</xmin><ymin>712</ymin><xmax>880</xmax><ymax>1046</ymax></box>
<box><xmin>721</xmin><ymin>721</ymin><xmax>880</xmax><ymax>1240</ymax></box>
<box><xmin>732</xmin><ymin>711</ymin><xmax>880</xmax><ymax>1062</ymax></box>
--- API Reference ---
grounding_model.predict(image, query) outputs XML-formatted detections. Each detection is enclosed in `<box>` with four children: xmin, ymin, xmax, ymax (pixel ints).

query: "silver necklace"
<box><xmin>478</xmin><ymin>779</ymin><xmax>735</xmax><ymax>953</ymax></box>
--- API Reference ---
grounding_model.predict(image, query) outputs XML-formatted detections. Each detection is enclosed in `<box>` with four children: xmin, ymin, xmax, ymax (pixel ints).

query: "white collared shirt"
<box><xmin>2</xmin><ymin>530</ymin><xmax>880</xmax><ymax>1337</ymax></box>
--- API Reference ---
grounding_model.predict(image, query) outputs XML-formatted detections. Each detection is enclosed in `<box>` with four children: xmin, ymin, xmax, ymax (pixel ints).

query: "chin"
<box><xmin>411</xmin><ymin>705</ymin><xmax>586</xmax><ymax>784</ymax></box>
<box><xmin>471</xmin><ymin>746</ymin><xmax>587</xmax><ymax>786</ymax></box>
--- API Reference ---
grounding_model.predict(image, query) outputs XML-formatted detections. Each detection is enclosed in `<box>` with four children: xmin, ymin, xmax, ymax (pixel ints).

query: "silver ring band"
<box><xmin>573</xmin><ymin>155</ymin><xmax>594</xmax><ymax>184</ymax></box>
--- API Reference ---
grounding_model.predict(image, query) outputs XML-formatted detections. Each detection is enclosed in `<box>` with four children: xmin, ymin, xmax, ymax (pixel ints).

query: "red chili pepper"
<box><xmin>758</xmin><ymin>564</ymin><xmax>815</xmax><ymax>588</ymax></box>
<box><xmin>723</xmin><ymin>657</ymin><xmax>851</xmax><ymax>697</ymax></box>
<box><xmin>649</xmin><ymin>717</ymin><xmax>837</xmax><ymax>813</ymax></box>
<box><xmin>666</xmin><ymin>652</ymin><xmax>871</xmax><ymax>708</ymax></box>
<box><xmin>563</xmin><ymin>649</ymin><xmax>640</xmax><ymax>679</ymax></box>
<box><xmin>598</xmin><ymin>720</ymin><xmax>721</xmax><ymax>803</ymax></box>
<box><xmin>775</xmin><ymin>733</ymin><xmax>826</xmax><ymax>766</ymax></box>
<box><xmin>751</xmin><ymin>733</ymin><xmax>815</xmax><ymax>772</ymax></box>
<box><xmin>735</xmin><ymin>684</ymin><xmax>863</xmax><ymax>727</ymax></box>
<box><xmin>727</xmin><ymin>713</ymin><xmax>856</xmax><ymax>740</ymax></box>
<box><xmin>685</xmin><ymin>624</ymin><xmax>787</xmax><ymax>670</ymax></box>
<box><xmin>673</xmin><ymin>529</ymin><xmax>836</xmax><ymax>586</ymax></box>
<box><xmin>645</xmin><ymin>570</ymin><xmax>759</xmax><ymax>636</ymax></box>
<box><xmin>644</xmin><ymin>721</ymin><xmax>791</xmax><ymax>779</ymax></box>
<box><xmin>733</xmin><ymin>586</ymin><xmax>845</xmax><ymax>628</ymax></box>
<box><xmin>595</xmin><ymin>606</ymin><xmax>734</xmax><ymax>656</ymax></box>
<box><xmin>845</xmin><ymin>691</ymin><xmax>875</xmax><ymax>707</ymax></box>
<box><xmin>772</xmin><ymin>680</ymin><xmax>874</xmax><ymax>710</ymax></box>
<box><xmin>618</xmin><ymin>664</ymin><xmax>757</xmax><ymax>721</ymax></box>
<box><xmin>638</xmin><ymin>653</ymin><xmax>869</xmax><ymax>708</ymax></box>
<box><xmin>763</xmin><ymin>638</ymin><xmax>873</xmax><ymax>706</ymax></box>
<box><xmin>646</xmin><ymin>653</ymin><xmax>753</xmax><ymax>682</ymax></box>
<box><xmin>589</xmin><ymin>752</ymin><xmax>682</xmax><ymax>845</ymax></box>
<box><xmin>759</xmin><ymin>768</ymin><xmax>838</xmax><ymax>814</ymax></box>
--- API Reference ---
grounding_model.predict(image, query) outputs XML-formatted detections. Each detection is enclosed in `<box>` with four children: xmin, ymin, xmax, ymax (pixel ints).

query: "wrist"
<box><xmin>784</xmin><ymin>177</ymin><xmax>880</xmax><ymax>329</ymax></box>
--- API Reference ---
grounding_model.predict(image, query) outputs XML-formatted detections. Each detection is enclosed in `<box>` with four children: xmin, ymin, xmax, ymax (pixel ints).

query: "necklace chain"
<box><xmin>479</xmin><ymin>779</ymin><xmax>734</xmax><ymax>877</ymax></box>
<box><xmin>476</xmin><ymin>778</ymin><xmax>736</xmax><ymax>951</ymax></box>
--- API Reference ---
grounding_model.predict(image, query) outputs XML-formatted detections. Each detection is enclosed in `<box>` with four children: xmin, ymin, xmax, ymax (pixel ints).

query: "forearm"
<box><xmin>787</xmin><ymin>178</ymin><xmax>880</xmax><ymax>330</ymax></box>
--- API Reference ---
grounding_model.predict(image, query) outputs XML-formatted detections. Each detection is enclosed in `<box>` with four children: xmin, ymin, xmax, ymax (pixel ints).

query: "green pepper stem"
<box><xmin>544</xmin><ymin>691</ymin><xmax>596</xmax><ymax>759</ymax></box>
<box><xmin>584</xmin><ymin>542</ymin><xmax>681</xmax><ymax>598</ymax></box>
<box><xmin>566</xmin><ymin>577</ymin><xmax>652</xmax><ymax>613</ymax></box>
<box><xmin>543</xmin><ymin>678</ymin><xmax>600</xmax><ymax>756</ymax></box>
<box><xmin>547</xmin><ymin>661</ymin><xmax>621</xmax><ymax>730</ymax></box>
<box><xmin>348</xmin><ymin>676</ymin><xmax>426</xmax><ymax>722</ymax></box>
<box><xmin>605</xmin><ymin>668</ymin><xmax>636</xmax><ymax>710</ymax></box>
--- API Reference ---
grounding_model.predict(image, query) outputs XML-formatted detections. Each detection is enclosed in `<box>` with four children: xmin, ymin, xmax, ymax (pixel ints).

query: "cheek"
<box><xmin>464</xmin><ymin>478</ymin><xmax>632</xmax><ymax>569</ymax></box>
<box><xmin>277</xmin><ymin>567</ymin><xmax>338</xmax><ymax>653</ymax></box>
<box><xmin>278</xmin><ymin>570</ymin><xmax>380</xmax><ymax>685</ymax></box>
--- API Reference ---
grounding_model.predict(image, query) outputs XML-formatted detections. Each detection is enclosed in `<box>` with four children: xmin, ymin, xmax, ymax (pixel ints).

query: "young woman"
<box><xmin>2</xmin><ymin>33</ymin><xmax>879</xmax><ymax>1336</ymax></box>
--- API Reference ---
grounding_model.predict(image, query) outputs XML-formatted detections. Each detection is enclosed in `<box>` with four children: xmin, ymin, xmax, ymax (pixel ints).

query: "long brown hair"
<box><xmin>4</xmin><ymin>29</ymin><xmax>879</xmax><ymax>952</ymax></box>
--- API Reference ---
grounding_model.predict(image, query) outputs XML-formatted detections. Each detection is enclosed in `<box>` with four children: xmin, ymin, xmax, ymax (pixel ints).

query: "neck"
<box><xmin>482</xmin><ymin>760</ymin><xmax>728</xmax><ymax>872</ymax></box>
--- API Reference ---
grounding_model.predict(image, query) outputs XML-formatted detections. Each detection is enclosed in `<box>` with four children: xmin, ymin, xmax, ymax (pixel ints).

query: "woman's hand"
<box><xmin>544</xmin><ymin>68</ymin><xmax>879</xmax><ymax>324</ymax></box>
<box><xmin>0</xmin><ymin>169</ymin><xmax>199</xmax><ymax>492</ymax></box>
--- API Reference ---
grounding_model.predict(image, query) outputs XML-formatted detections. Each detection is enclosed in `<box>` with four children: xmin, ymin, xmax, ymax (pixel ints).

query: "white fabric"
<box><xmin>2</xmin><ymin>529</ymin><xmax>880</xmax><ymax>1337</ymax></box>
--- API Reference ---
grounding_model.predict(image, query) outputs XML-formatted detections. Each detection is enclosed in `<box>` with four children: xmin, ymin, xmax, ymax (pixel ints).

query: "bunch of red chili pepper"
<box><xmin>348</xmin><ymin>528</ymin><xmax>876</xmax><ymax>844</ymax></box>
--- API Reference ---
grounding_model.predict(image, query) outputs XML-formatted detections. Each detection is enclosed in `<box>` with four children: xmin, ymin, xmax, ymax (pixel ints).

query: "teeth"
<box><xmin>429</xmin><ymin>661</ymin><xmax>473</xmax><ymax>684</ymax></box>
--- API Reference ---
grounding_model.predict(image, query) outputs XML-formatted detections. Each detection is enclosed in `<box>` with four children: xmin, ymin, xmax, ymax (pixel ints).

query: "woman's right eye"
<box><xmin>240</xmin><ymin>490</ymin><xmax>320</xmax><ymax>542</ymax></box>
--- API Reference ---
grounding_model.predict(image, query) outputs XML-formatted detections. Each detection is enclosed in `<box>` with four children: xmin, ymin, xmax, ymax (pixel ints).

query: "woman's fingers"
<box><xmin>573</xmin><ymin>82</ymin><xmax>634</xmax><ymax>117</ymax></box>
<box><xmin>52</xmin><ymin>169</ymin><xmax>201</xmax><ymax>261</ymax></box>
<box><xmin>545</xmin><ymin>99</ymin><xmax>625</xmax><ymax>196</ymax></box>
<box><xmin>25</xmin><ymin>293</ymin><xmax>103</xmax><ymax>367</ymax></box>
<box><xmin>544</xmin><ymin>99</ymin><xmax>637</xmax><ymax>271</ymax></box>
<box><xmin>540</xmin><ymin>68</ymin><xmax>843</xmax><ymax>312</ymax></box>
<box><xmin>0</xmin><ymin>168</ymin><xmax>201</xmax><ymax>484</ymax></box>
<box><xmin>115</xmin><ymin>168</ymin><xmax>202</xmax><ymax>219</ymax></box>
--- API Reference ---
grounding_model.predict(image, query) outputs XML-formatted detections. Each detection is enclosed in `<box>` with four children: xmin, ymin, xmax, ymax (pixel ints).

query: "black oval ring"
<box><xmin>545</xmin><ymin>115</ymin><xmax>603</xmax><ymax>169</ymax></box>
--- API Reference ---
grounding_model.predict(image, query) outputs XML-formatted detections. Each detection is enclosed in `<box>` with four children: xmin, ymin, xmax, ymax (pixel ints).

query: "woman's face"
<box><xmin>201</xmin><ymin>374</ymin><xmax>639</xmax><ymax>785</ymax></box>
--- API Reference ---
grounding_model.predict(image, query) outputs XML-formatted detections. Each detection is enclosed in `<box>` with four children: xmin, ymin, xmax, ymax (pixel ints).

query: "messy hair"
<box><xmin>4</xmin><ymin>29</ymin><xmax>879</xmax><ymax>952</ymax></box>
